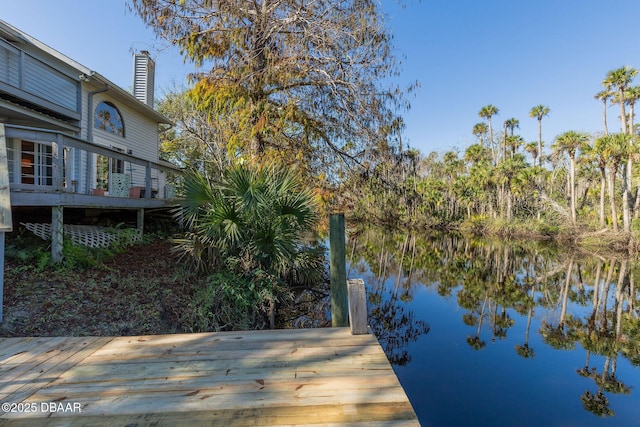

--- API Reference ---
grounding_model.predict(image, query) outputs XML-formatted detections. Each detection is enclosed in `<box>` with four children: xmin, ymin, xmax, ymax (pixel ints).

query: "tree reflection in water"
<box><xmin>368</xmin><ymin>288</ymin><xmax>430</xmax><ymax>365</ymax></box>
<box><xmin>348</xmin><ymin>230</ymin><xmax>430</xmax><ymax>366</ymax></box>
<box><xmin>346</xmin><ymin>228</ymin><xmax>640</xmax><ymax>419</ymax></box>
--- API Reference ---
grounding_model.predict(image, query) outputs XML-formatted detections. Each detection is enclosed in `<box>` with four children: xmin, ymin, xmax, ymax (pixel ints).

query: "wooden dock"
<box><xmin>0</xmin><ymin>328</ymin><xmax>419</xmax><ymax>426</ymax></box>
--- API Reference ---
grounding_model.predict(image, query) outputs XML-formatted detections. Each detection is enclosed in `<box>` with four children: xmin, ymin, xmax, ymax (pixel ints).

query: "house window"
<box><xmin>94</xmin><ymin>101</ymin><xmax>124</xmax><ymax>137</ymax></box>
<box><xmin>20</xmin><ymin>141</ymin><xmax>52</xmax><ymax>186</ymax></box>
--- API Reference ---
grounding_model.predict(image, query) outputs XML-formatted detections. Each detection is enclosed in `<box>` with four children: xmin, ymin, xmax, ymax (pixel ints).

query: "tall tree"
<box><xmin>504</xmin><ymin>118</ymin><xmax>520</xmax><ymax>136</ymax></box>
<box><xmin>157</xmin><ymin>88</ymin><xmax>232</xmax><ymax>177</ymax></box>
<box><xmin>597</xmin><ymin>133</ymin><xmax>629</xmax><ymax>232</ymax></box>
<box><xmin>623</xmin><ymin>86</ymin><xmax>640</xmax><ymax>226</ymax></box>
<box><xmin>524</xmin><ymin>141</ymin><xmax>539</xmax><ymax>166</ymax></box>
<box><xmin>132</xmin><ymin>0</ymin><xmax>407</xmax><ymax>166</ymax></box>
<box><xmin>503</xmin><ymin>118</ymin><xmax>520</xmax><ymax>160</ymax></box>
<box><xmin>479</xmin><ymin>104</ymin><xmax>499</xmax><ymax>164</ymax></box>
<box><xmin>553</xmin><ymin>131</ymin><xmax>589</xmax><ymax>224</ymax></box>
<box><xmin>625</xmin><ymin>86</ymin><xmax>640</xmax><ymax>135</ymax></box>
<box><xmin>594</xmin><ymin>90</ymin><xmax>612</xmax><ymax>135</ymax></box>
<box><xmin>584</xmin><ymin>140</ymin><xmax>609</xmax><ymax>229</ymax></box>
<box><xmin>529</xmin><ymin>105</ymin><xmax>550</xmax><ymax>167</ymax></box>
<box><xmin>472</xmin><ymin>122</ymin><xmax>488</xmax><ymax>147</ymax></box>
<box><xmin>603</xmin><ymin>66</ymin><xmax>638</xmax><ymax>135</ymax></box>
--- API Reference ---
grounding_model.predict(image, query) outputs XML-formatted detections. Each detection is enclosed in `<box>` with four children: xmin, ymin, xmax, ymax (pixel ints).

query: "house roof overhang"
<box><xmin>0</xmin><ymin>19</ymin><xmax>173</xmax><ymax>126</ymax></box>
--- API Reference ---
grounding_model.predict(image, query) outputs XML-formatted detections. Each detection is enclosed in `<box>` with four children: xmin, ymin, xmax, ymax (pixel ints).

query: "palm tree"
<box><xmin>625</xmin><ymin>86</ymin><xmax>640</xmax><ymax>135</ymax></box>
<box><xmin>594</xmin><ymin>90</ymin><xmax>612</xmax><ymax>136</ymax></box>
<box><xmin>479</xmin><ymin>104</ymin><xmax>499</xmax><ymax>164</ymax></box>
<box><xmin>597</xmin><ymin>133</ymin><xmax>630</xmax><ymax>232</ymax></box>
<box><xmin>603</xmin><ymin>66</ymin><xmax>638</xmax><ymax>134</ymax></box>
<box><xmin>472</xmin><ymin>122</ymin><xmax>488</xmax><ymax>146</ymax></box>
<box><xmin>464</xmin><ymin>143</ymin><xmax>491</xmax><ymax>165</ymax></box>
<box><xmin>179</xmin><ymin>163</ymin><xmax>323</xmax><ymax>328</ymax></box>
<box><xmin>506</xmin><ymin>135</ymin><xmax>524</xmax><ymax>157</ymax></box>
<box><xmin>584</xmin><ymin>140</ymin><xmax>609</xmax><ymax>229</ymax></box>
<box><xmin>524</xmin><ymin>141</ymin><xmax>540</xmax><ymax>166</ymax></box>
<box><xmin>515</xmin><ymin>283</ymin><xmax>536</xmax><ymax>359</ymax></box>
<box><xmin>553</xmin><ymin>131</ymin><xmax>590</xmax><ymax>224</ymax></box>
<box><xmin>504</xmin><ymin>117</ymin><xmax>520</xmax><ymax>136</ymax></box>
<box><xmin>529</xmin><ymin>105</ymin><xmax>550</xmax><ymax>167</ymax></box>
<box><xmin>503</xmin><ymin>118</ymin><xmax>520</xmax><ymax>160</ymax></box>
<box><xmin>496</xmin><ymin>154</ymin><xmax>528</xmax><ymax>222</ymax></box>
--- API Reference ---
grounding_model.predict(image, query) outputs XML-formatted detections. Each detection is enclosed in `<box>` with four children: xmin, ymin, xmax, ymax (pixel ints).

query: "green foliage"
<box><xmin>177</xmin><ymin>162</ymin><xmax>322</xmax><ymax>279</ymax></box>
<box><xmin>186</xmin><ymin>270</ymin><xmax>271</xmax><ymax>331</ymax></box>
<box><xmin>6</xmin><ymin>225</ymin><xmax>140</xmax><ymax>272</ymax></box>
<box><xmin>177</xmin><ymin>162</ymin><xmax>325</xmax><ymax>329</ymax></box>
<box><xmin>133</xmin><ymin>0</ymin><xmax>408</xmax><ymax>168</ymax></box>
<box><xmin>61</xmin><ymin>226</ymin><xmax>139</xmax><ymax>270</ymax></box>
<box><xmin>459</xmin><ymin>215</ymin><xmax>490</xmax><ymax>234</ymax></box>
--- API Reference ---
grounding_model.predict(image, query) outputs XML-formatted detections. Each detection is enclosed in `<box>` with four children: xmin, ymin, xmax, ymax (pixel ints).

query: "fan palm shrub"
<box><xmin>176</xmin><ymin>163</ymin><xmax>324</xmax><ymax>329</ymax></box>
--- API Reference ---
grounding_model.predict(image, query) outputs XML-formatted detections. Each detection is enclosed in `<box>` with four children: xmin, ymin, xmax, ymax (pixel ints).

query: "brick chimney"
<box><xmin>133</xmin><ymin>50</ymin><xmax>155</xmax><ymax>107</ymax></box>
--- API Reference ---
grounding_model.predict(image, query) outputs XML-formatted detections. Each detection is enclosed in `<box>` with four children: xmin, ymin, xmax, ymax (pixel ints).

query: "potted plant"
<box><xmin>93</xmin><ymin>179</ymin><xmax>106</xmax><ymax>196</ymax></box>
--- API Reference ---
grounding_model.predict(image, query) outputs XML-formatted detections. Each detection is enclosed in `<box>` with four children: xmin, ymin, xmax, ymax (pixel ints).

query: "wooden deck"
<box><xmin>0</xmin><ymin>328</ymin><xmax>419</xmax><ymax>426</ymax></box>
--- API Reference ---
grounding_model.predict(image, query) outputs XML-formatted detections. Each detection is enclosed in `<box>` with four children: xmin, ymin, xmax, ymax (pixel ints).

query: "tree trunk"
<box><xmin>559</xmin><ymin>257</ymin><xmax>574</xmax><ymax>325</ymax></box>
<box><xmin>609</xmin><ymin>166</ymin><xmax>619</xmax><ymax>232</ymax></box>
<box><xmin>603</xmin><ymin>99</ymin><xmax>609</xmax><ymax>136</ymax></box>
<box><xmin>623</xmin><ymin>160</ymin><xmax>631</xmax><ymax>233</ymax></box>
<box><xmin>506</xmin><ymin>188</ymin><xmax>513</xmax><ymax>223</ymax></box>
<box><xmin>570</xmin><ymin>156</ymin><xmax>577</xmax><ymax>224</ymax></box>
<box><xmin>268</xmin><ymin>298</ymin><xmax>276</xmax><ymax>329</ymax></box>
<box><xmin>633</xmin><ymin>178</ymin><xmax>640</xmax><ymax>219</ymax></box>
<box><xmin>619</xmin><ymin>89</ymin><xmax>628</xmax><ymax>134</ymax></box>
<box><xmin>488</xmin><ymin>120</ymin><xmax>496</xmax><ymax>165</ymax></box>
<box><xmin>599</xmin><ymin>168</ymin><xmax>607</xmax><ymax>229</ymax></box>
<box><xmin>537</xmin><ymin>118</ymin><xmax>543</xmax><ymax>167</ymax></box>
<box><xmin>250</xmin><ymin>132</ymin><xmax>265</xmax><ymax>158</ymax></box>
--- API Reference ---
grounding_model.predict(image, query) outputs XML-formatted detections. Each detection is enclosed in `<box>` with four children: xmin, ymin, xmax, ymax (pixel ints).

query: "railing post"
<box><xmin>53</xmin><ymin>133</ymin><xmax>64</xmax><ymax>191</ymax></box>
<box><xmin>330</xmin><ymin>213</ymin><xmax>348</xmax><ymax>327</ymax></box>
<box><xmin>0</xmin><ymin>124</ymin><xmax>13</xmax><ymax>323</ymax></box>
<box><xmin>145</xmin><ymin>161</ymin><xmax>152</xmax><ymax>199</ymax></box>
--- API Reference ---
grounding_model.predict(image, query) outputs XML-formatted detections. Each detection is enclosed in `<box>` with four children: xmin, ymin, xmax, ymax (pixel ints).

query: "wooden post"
<box><xmin>348</xmin><ymin>279</ymin><xmax>368</xmax><ymax>334</ymax></box>
<box><xmin>0</xmin><ymin>232</ymin><xmax>4</xmax><ymax>323</ymax></box>
<box><xmin>51</xmin><ymin>206</ymin><xmax>64</xmax><ymax>263</ymax></box>
<box><xmin>0</xmin><ymin>124</ymin><xmax>11</xmax><ymax>323</ymax></box>
<box><xmin>137</xmin><ymin>209</ymin><xmax>145</xmax><ymax>239</ymax></box>
<box><xmin>330</xmin><ymin>213</ymin><xmax>348</xmax><ymax>327</ymax></box>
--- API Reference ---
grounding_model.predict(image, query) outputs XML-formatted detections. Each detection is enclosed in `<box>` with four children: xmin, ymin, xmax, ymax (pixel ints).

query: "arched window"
<box><xmin>94</xmin><ymin>101</ymin><xmax>124</xmax><ymax>137</ymax></box>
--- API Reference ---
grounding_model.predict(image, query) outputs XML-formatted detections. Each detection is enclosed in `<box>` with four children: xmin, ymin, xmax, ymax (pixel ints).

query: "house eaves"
<box><xmin>0</xmin><ymin>19</ymin><xmax>172</xmax><ymax>126</ymax></box>
<box><xmin>88</xmin><ymin>72</ymin><xmax>172</xmax><ymax>125</ymax></box>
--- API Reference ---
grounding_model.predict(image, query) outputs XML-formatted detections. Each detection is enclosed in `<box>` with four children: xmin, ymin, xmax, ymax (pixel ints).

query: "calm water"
<box><xmin>346</xmin><ymin>229</ymin><xmax>640</xmax><ymax>427</ymax></box>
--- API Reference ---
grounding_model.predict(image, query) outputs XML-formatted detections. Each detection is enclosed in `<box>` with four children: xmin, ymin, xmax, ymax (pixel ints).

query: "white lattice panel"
<box><xmin>110</xmin><ymin>173</ymin><xmax>131</xmax><ymax>197</ymax></box>
<box><xmin>21</xmin><ymin>223</ymin><xmax>139</xmax><ymax>248</ymax></box>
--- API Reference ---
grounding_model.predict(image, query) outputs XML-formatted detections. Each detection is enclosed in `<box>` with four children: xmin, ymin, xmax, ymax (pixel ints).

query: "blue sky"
<box><xmin>3</xmin><ymin>0</ymin><xmax>640</xmax><ymax>156</ymax></box>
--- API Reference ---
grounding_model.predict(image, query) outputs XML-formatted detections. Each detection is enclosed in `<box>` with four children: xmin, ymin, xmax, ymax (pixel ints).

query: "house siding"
<box><xmin>87</xmin><ymin>92</ymin><xmax>162</xmax><ymax>194</ymax></box>
<box><xmin>1</xmin><ymin>19</ymin><xmax>174</xmax><ymax>202</ymax></box>
<box><xmin>0</xmin><ymin>38</ymin><xmax>80</xmax><ymax>116</ymax></box>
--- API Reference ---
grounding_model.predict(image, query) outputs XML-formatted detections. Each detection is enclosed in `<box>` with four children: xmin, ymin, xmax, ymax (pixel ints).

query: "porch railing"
<box><xmin>5</xmin><ymin>124</ymin><xmax>181</xmax><ymax>200</ymax></box>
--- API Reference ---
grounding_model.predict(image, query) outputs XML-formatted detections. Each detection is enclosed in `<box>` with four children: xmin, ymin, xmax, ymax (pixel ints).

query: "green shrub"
<box><xmin>186</xmin><ymin>270</ymin><xmax>274</xmax><ymax>331</ymax></box>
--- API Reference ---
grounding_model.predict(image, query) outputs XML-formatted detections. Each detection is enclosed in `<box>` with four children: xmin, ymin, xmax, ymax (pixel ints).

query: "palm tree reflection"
<box><xmin>347</xmin><ymin>228</ymin><xmax>640</xmax><ymax>418</ymax></box>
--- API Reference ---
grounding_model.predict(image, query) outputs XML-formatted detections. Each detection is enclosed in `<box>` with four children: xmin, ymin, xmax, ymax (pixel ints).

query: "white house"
<box><xmin>0</xmin><ymin>19</ymin><xmax>181</xmax><ymax>260</ymax></box>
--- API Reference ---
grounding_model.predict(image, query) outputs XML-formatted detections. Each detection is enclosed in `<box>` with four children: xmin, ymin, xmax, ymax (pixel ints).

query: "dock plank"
<box><xmin>0</xmin><ymin>328</ymin><xmax>419</xmax><ymax>426</ymax></box>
